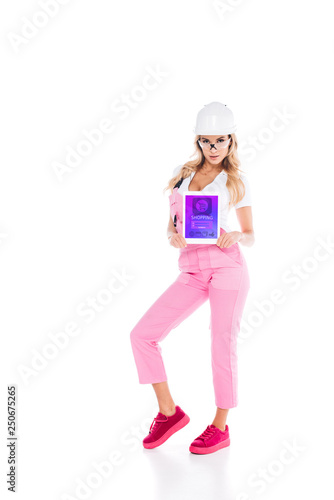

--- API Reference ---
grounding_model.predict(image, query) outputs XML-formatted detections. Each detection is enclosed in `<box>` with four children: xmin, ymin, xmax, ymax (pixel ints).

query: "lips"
<box><xmin>209</xmin><ymin>155</ymin><xmax>219</xmax><ymax>158</ymax></box>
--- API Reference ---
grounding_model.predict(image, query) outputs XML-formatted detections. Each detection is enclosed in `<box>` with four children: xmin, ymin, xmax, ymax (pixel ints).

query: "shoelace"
<box><xmin>197</xmin><ymin>425</ymin><xmax>216</xmax><ymax>441</ymax></box>
<box><xmin>149</xmin><ymin>414</ymin><xmax>168</xmax><ymax>434</ymax></box>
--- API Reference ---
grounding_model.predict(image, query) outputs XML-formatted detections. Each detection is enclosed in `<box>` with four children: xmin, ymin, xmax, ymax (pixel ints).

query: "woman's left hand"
<box><xmin>216</xmin><ymin>231</ymin><xmax>243</xmax><ymax>248</ymax></box>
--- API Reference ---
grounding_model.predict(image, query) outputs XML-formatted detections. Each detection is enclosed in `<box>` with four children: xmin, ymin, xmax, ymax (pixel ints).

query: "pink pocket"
<box><xmin>210</xmin><ymin>266</ymin><xmax>243</xmax><ymax>290</ymax></box>
<box><xmin>178</xmin><ymin>247</ymin><xmax>190</xmax><ymax>270</ymax></box>
<box><xmin>215</xmin><ymin>227</ymin><xmax>242</xmax><ymax>266</ymax></box>
<box><xmin>220</xmin><ymin>243</ymin><xmax>242</xmax><ymax>266</ymax></box>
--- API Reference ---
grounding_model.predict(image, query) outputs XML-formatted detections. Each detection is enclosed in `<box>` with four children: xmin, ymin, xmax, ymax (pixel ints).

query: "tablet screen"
<box><xmin>183</xmin><ymin>192</ymin><xmax>220</xmax><ymax>244</ymax></box>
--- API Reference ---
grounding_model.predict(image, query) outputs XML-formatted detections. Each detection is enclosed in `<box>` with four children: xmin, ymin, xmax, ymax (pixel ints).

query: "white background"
<box><xmin>1</xmin><ymin>0</ymin><xmax>334</xmax><ymax>499</ymax></box>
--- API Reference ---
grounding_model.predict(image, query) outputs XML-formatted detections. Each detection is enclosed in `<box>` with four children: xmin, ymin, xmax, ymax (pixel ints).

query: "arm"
<box><xmin>167</xmin><ymin>215</ymin><xmax>187</xmax><ymax>248</ymax></box>
<box><xmin>235</xmin><ymin>206</ymin><xmax>255</xmax><ymax>247</ymax></box>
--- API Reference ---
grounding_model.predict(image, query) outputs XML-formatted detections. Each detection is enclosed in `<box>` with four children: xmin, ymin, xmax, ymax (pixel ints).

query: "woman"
<box><xmin>130</xmin><ymin>102</ymin><xmax>255</xmax><ymax>455</ymax></box>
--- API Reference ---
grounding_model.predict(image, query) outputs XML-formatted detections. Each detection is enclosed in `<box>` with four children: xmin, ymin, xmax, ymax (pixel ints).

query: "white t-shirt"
<box><xmin>171</xmin><ymin>164</ymin><xmax>252</xmax><ymax>233</ymax></box>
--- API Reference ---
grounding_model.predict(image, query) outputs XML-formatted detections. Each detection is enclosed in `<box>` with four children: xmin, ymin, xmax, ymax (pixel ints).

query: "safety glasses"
<box><xmin>198</xmin><ymin>138</ymin><xmax>231</xmax><ymax>151</ymax></box>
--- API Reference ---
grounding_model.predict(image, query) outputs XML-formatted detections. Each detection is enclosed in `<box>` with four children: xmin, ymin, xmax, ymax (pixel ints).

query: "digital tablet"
<box><xmin>182</xmin><ymin>191</ymin><xmax>221</xmax><ymax>244</ymax></box>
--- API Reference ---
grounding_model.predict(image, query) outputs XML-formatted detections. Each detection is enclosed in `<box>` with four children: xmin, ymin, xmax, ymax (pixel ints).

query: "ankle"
<box><xmin>159</xmin><ymin>405</ymin><xmax>176</xmax><ymax>416</ymax></box>
<box><xmin>212</xmin><ymin>422</ymin><xmax>226</xmax><ymax>432</ymax></box>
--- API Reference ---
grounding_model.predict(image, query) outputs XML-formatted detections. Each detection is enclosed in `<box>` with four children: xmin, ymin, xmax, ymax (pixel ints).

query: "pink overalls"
<box><xmin>130</xmin><ymin>186</ymin><xmax>250</xmax><ymax>408</ymax></box>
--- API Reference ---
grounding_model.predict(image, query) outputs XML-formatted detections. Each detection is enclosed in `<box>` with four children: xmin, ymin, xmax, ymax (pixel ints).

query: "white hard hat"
<box><xmin>194</xmin><ymin>101</ymin><xmax>237</xmax><ymax>135</ymax></box>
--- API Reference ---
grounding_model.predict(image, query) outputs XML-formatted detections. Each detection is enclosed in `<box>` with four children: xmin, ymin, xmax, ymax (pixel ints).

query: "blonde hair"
<box><xmin>163</xmin><ymin>134</ymin><xmax>246</xmax><ymax>208</ymax></box>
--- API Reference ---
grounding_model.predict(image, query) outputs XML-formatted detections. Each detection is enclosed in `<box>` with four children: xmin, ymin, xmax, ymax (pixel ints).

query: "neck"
<box><xmin>201</xmin><ymin>161</ymin><xmax>224</xmax><ymax>173</ymax></box>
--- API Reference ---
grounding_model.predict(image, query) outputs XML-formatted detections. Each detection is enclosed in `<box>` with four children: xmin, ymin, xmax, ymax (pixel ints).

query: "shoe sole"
<box><xmin>189</xmin><ymin>437</ymin><xmax>230</xmax><ymax>454</ymax></box>
<box><xmin>143</xmin><ymin>413</ymin><xmax>190</xmax><ymax>449</ymax></box>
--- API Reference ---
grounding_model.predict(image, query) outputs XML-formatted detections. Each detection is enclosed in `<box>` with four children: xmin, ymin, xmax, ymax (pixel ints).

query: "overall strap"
<box><xmin>173</xmin><ymin>177</ymin><xmax>184</xmax><ymax>189</ymax></box>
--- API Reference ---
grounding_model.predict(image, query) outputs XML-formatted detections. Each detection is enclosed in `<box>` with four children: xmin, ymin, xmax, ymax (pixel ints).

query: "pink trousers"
<box><xmin>130</xmin><ymin>228</ymin><xmax>250</xmax><ymax>408</ymax></box>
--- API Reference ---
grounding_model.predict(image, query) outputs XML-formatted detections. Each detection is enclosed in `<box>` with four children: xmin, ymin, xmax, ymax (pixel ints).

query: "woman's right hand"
<box><xmin>169</xmin><ymin>233</ymin><xmax>187</xmax><ymax>248</ymax></box>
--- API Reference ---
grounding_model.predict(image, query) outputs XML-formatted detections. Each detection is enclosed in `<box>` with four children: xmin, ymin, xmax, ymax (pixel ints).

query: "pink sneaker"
<box><xmin>143</xmin><ymin>406</ymin><xmax>190</xmax><ymax>449</ymax></box>
<box><xmin>189</xmin><ymin>424</ymin><xmax>230</xmax><ymax>454</ymax></box>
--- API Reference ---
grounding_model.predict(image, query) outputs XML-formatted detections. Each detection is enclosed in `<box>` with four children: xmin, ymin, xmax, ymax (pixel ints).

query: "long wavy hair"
<box><xmin>163</xmin><ymin>134</ymin><xmax>246</xmax><ymax>207</ymax></box>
